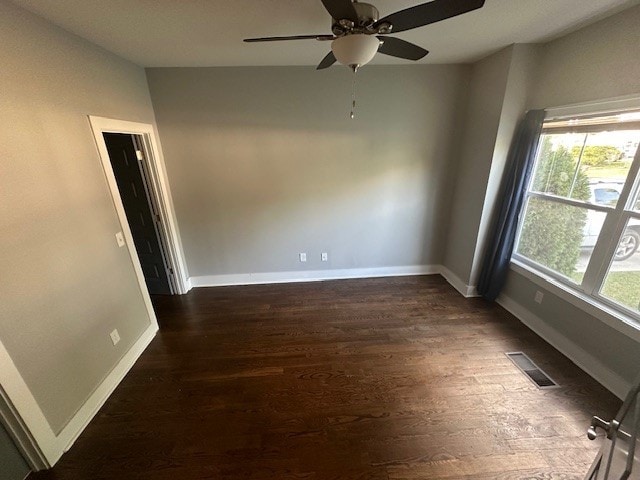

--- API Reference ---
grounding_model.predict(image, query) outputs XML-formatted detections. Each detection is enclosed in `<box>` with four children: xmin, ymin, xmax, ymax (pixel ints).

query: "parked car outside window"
<box><xmin>582</xmin><ymin>182</ymin><xmax>640</xmax><ymax>260</ymax></box>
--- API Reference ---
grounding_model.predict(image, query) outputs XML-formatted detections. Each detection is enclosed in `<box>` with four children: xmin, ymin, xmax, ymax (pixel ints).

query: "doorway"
<box><xmin>103</xmin><ymin>133</ymin><xmax>172</xmax><ymax>295</ymax></box>
<box><xmin>89</xmin><ymin>116</ymin><xmax>188</xmax><ymax>297</ymax></box>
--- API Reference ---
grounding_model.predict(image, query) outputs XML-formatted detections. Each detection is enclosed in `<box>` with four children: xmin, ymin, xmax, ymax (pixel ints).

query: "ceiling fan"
<box><xmin>244</xmin><ymin>0</ymin><xmax>486</xmax><ymax>71</ymax></box>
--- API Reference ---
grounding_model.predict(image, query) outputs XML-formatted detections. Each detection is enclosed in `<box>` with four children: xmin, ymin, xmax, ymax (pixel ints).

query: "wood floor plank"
<box><xmin>29</xmin><ymin>275</ymin><xmax>619</xmax><ymax>479</ymax></box>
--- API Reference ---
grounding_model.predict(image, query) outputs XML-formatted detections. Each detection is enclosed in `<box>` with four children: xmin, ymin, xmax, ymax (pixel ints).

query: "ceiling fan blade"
<box><xmin>375</xmin><ymin>0</ymin><xmax>485</xmax><ymax>34</ymax></box>
<box><xmin>320</xmin><ymin>0</ymin><xmax>358</xmax><ymax>21</ymax></box>
<box><xmin>244</xmin><ymin>35</ymin><xmax>334</xmax><ymax>42</ymax></box>
<box><xmin>377</xmin><ymin>36</ymin><xmax>429</xmax><ymax>61</ymax></box>
<box><xmin>317</xmin><ymin>51</ymin><xmax>337</xmax><ymax>70</ymax></box>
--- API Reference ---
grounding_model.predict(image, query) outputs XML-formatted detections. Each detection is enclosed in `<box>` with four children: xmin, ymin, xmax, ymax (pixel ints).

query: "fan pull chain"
<box><xmin>350</xmin><ymin>70</ymin><xmax>357</xmax><ymax>119</ymax></box>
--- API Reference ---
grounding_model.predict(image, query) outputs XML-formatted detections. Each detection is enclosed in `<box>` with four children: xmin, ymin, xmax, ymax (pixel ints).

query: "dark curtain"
<box><xmin>477</xmin><ymin>109</ymin><xmax>546</xmax><ymax>301</ymax></box>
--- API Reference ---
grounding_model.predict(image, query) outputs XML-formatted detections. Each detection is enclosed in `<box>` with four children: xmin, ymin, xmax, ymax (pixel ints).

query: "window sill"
<box><xmin>509</xmin><ymin>259</ymin><xmax>640</xmax><ymax>344</ymax></box>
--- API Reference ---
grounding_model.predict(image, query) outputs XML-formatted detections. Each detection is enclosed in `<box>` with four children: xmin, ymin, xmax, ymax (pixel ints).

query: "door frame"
<box><xmin>0</xmin><ymin>117</ymin><xmax>181</xmax><ymax>471</ymax></box>
<box><xmin>89</xmin><ymin>116</ymin><xmax>189</xmax><ymax>295</ymax></box>
<box><xmin>0</xmin><ymin>368</ymin><xmax>50</xmax><ymax>471</ymax></box>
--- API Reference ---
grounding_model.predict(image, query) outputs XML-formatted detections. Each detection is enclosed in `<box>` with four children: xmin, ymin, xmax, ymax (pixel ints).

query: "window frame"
<box><xmin>511</xmin><ymin>105</ymin><xmax>640</xmax><ymax>327</ymax></box>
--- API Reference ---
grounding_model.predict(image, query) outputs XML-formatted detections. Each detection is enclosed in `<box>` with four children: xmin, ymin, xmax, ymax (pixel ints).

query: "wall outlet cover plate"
<box><xmin>115</xmin><ymin>232</ymin><xmax>125</xmax><ymax>247</ymax></box>
<box><xmin>110</xmin><ymin>329</ymin><xmax>121</xmax><ymax>345</ymax></box>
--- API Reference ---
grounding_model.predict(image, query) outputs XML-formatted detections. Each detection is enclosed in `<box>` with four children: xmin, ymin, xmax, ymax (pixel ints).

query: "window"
<box><xmin>513</xmin><ymin>109</ymin><xmax>640</xmax><ymax>318</ymax></box>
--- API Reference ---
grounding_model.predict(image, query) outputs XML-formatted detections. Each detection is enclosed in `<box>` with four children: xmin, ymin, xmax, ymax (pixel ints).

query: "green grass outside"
<box><xmin>583</xmin><ymin>163</ymin><xmax>630</xmax><ymax>180</ymax></box>
<box><xmin>569</xmin><ymin>270</ymin><xmax>640</xmax><ymax>312</ymax></box>
<box><xmin>600</xmin><ymin>271</ymin><xmax>640</xmax><ymax>312</ymax></box>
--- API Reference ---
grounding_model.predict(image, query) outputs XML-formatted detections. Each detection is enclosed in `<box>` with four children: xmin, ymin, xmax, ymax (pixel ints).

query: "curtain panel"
<box><xmin>477</xmin><ymin>109</ymin><xmax>546</xmax><ymax>301</ymax></box>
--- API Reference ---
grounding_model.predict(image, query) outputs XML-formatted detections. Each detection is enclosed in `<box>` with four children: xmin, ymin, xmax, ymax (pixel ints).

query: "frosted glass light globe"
<box><xmin>331</xmin><ymin>34</ymin><xmax>380</xmax><ymax>68</ymax></box>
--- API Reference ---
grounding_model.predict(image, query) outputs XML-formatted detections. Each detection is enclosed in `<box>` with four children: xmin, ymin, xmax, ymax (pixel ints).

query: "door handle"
<box><xmin>587</xmin><ymin>416</ymin><xmax>619</xmax><ymax>440</ymax></box>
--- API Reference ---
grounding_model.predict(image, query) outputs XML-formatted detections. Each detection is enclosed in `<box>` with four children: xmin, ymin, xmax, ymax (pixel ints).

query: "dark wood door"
<box><xmin>103</xmin><ymin>133</ymin><xmax>172</xmax><ymax>295</ymax></box>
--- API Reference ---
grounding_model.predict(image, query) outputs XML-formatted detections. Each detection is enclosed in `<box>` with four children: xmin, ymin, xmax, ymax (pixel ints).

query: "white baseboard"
<box><xmin>438</xmin><ymin>266</ymin><xmax>479</xmax><ymax>298</ymax></box>
<box><xmin>190</xmin><ymin>265</ymin><xmax>441</xmax><ymax>288</ymax></box>
<box><xmin>497</xmin><ymin>294</ymin><xmax>630</xmax><ymax>400</ymax></box>
<box><xmin>56</xmin><ymin>322</ymin><xmax>158</xmax><ymax>457</ymax></box>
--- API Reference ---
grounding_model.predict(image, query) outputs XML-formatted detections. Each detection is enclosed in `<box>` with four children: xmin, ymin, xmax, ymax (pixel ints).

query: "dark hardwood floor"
<box><xmin>30</xmin><ymin>275</ymin><xmax>619</xmax><ymax>479</ymax></box>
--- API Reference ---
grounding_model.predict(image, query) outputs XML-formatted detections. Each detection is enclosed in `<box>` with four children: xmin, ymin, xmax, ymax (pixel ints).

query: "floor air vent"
<box><xmin>506</xmin><ymin>352</ymin><xmax>558</xmax><ymax>389</ymax></box>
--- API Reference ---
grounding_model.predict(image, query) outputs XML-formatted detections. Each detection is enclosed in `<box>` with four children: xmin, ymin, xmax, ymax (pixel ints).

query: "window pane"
<box><xmin>579</xmin><ymin>131</ymin><xmax>637</xmax><ymax>191</ymax></box>
<box><xmin>515</xmin><ymin>112</ymin><xmax>640</xmax><ymax>322</ymax></box>
<box><xmin>532</xmin><ymin>131</ymin><xmax>639</xmax><ymax>208</ymax></box>
<box><xmin>531</xmin><ymin>134</ymin><xmax>592</xmax><ymax>202</ymax></box>
<box><xmin>516</xmin><ymin>197</ymin><xmax>606</xmax><ymax>283</ymax></box>
<box><xmin>600</xmin><ymin>220</ymin><xmax>640</xmax><ymax>312</ymax></box>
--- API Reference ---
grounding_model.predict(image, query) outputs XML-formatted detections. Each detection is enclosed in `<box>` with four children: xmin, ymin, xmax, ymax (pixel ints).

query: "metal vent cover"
<box><xmin>506</xmin><ymin>352</ymin><xmax>559</xmax><ymax>389</ymax></box>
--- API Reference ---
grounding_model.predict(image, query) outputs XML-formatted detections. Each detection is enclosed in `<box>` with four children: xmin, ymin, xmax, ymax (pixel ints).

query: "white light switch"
<box><xmin>534</xmin><ymin>291</ymin><xmax>544</xmax><ymax>304</ymax></box>
<box><xmin>299</xmin><ymin>253</ymin><xmax>307</xmax><ymax>262</ymax></box>
<box><xmin>321</xmin><ymin>252</ymin><xmax>328</xmax><ymax>262</ymax></box>
<box><xmin>110</xmin><ymin>329</ymin><xmax>121</xmax><ymax>346</ymax></box>
<box><xmin>115</xmin><ymin>232</ymin><xmax>125</xmax><ymax>247</ymax></box>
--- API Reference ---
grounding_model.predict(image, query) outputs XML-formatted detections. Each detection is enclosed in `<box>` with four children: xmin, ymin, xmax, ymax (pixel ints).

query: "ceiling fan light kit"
<box><xmin>244</xmin><ymin>0</ymin><xmax>485</xmax><ymax>69</ymax></box>
<box><xmin>244</xmin><ymin>0</ymin><xmax>485</xmax><ymax>71</ymax></box>
<box><xmin>244</xmin><ymin>0</ymin><xmax>486</xmax><ymax>115</ymax></box>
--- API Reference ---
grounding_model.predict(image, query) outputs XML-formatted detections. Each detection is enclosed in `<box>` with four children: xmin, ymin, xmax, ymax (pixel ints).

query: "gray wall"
<box><xmin>146</xmin><ymin>65</ymin><xmax>469</xmax><ymax>278</ymax></box>
<box><xmin>468</xmin><ymin>44</ymin><xmax>540</xmax><ymax>287</ymax></box>
<box><xmin>0</xmin><ymin>0</ymin><xmax>157</xmax><ymax>434</ymax></box>
<box><xmin>501</xmin><ymin>5</ymin><xmax>640</xmax><ymax>388</ymax></box>
<box><xmin>442</xmin><ymin>47</ymin><xmax>514</xmax><ymax>284</ymax></box>
<box><xmin>530</xmin><ymin>4</ymin><xmax>640</xmax><ymax>109</ymax></box>
<box><xmin>0</xmin><ymin>423</ymin><xmax>29</xmax><ymax>480</ymax></box>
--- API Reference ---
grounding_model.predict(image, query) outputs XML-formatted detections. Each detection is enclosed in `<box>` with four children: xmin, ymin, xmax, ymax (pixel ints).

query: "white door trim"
<box><xmin>0</xmin><ymin>346</ymin><xmax>54</xmax><ymax>469</ymax></box>
<box><xmin>88</xmin><ymin>116</ymin><xmax>189</xmax><ymax>294</ymax></box>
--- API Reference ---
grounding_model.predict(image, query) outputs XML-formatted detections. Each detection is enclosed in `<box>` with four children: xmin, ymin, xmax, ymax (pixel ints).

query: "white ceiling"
<box><xmin>10</xmin><ymin>0</ymin><xmax>640</xmax><ymax>67</ymax></box>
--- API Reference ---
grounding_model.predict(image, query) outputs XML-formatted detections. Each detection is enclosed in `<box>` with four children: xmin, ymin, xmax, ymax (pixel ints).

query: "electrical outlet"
<box><xmin>534</xmin><ymin>291</ymin><xmax>544</xmax><ymax>304</ymax></box>
<box><xmin>110</xmin><ymin>329</ymin><xmax>121</xmax><ymax>346</ymax></box>
<box><xmin>115</xmin><ymin>232</ymin><xmax>125</xmax><ymax>247</ymax></box>
<box><xmin>299</xmin><ymin>253</ymin><xmax>307</xmax><ymax>262</ymax></box>
<box><xmin>321</xmin><ymin>252</ymin><xmax>328</xmax><ymax>262</ymax></box>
